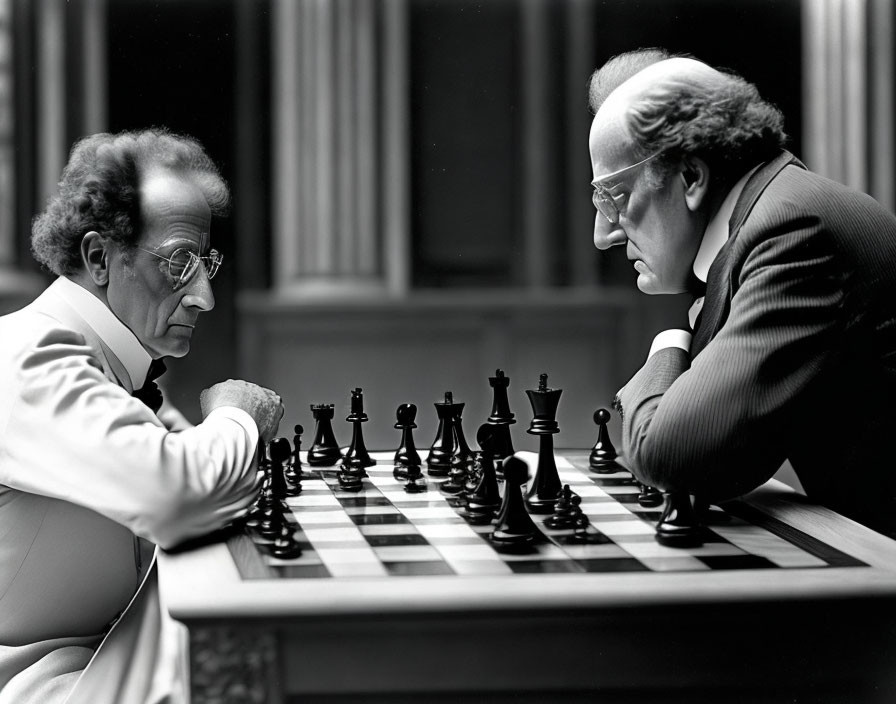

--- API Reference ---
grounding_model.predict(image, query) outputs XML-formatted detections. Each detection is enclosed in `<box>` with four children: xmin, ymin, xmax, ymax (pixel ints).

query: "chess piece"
<box><xmin>271</xmin><ymin>436</ymin><xmax>301</xmax><ymax>497</ymax></box>
<box><xmin>440</xmin><ymin>459</ymin><xmax>468</xmax><ymax>496</ymax></box>
<box><xmin>544</xmin><ymin>485</ymin><xmax>578</xmax><ymax>530</ymax></box>
<box><xmin>524</xmin><ymin>373</ymin><xmax>563</xmax><ymax>514</ymax></box>
<box><xmin>655</xmin><ymin>492</ymin><xmax>704</xmax><ymax>547</ymax></box>
<box><xmin>286</xmin><ymin>424</ymin><xmax>304</xmax><ymax>484</ymax></box>
<box><xmin>463</xmin><ymin>425</ymin><xmax>502</xmax><ymax>524</ymax></box>
<box><xmin>308</xmin><ymin>404</ymin><xmax>343</xmax><ymax>466</ymax></box>
<box><xmin>487</xmin><ymin>369</ymin><xmax>516</xmax><ymax>469</ymax></box>
<box><xmin>337</xmin><ymin>461</ymin><xmax>365</xmax><ymax>492</ymax></box>
<box><xmin>427</xmin><ymin>392</ymin><xmax>460</xmax><ymax>476</ymax></box>
<box><xmin>589</xmin><ymin>408</ymin><xmax>621</xmax><ymax>473</ymax></box>
<box><xmin>403</xmin><ymin>463</ymin><xmax>427</xmax><ymax>493</ymax></box>
<box><xmin>269</xmin><ymin>521</ymin><xmax>303</xmax><ymax>559</ymax></box>
<box><xmin>255</xmin><ymin>439</ymin><xmax>292</xmax><ymax>539</ymax></box>
<box><xmin>637</xmin><ymin>482</ymin><xmax>663</xmax><ymax>508</ymax></box>
<box><xmin>489</xmin><ymin>455</ymin><xmax>542</xmax><ymax>553</ymax></box>
<box><xmin>268</xmin><ymin>437</ymin><xmax>292</xmax><ymax>501</ymax></box>
<box><xmin>343</xmin><ymin>388</ymin><xmax>375</xmax><ymax>471</ymax></box>
<box><xmin>570</xmin><ymin>494</ymin><xmax>592</xmax><ymax>540</ymax></box>
<box><xmin>464</xmin><ymin>454</ymin><xmax>483</xmax><ymax>495</ymax></box>
<box><xmin>247</xmin><ymin>443</ymin><xmax>274</xmax><ymax>525</ymax></box>
<box><xmin>452</xmin><ymin>403</ymin><xmax>474</xmax><ymax>467</ymax></box>
<box><xmin>256</xmin><ymin>502</ymin><xmax>285</xmax><ymax>540</ymax></box>
<box><xmin>393</xmin><ymin>403</ymin><xmax>422</xmax><ymax>479</ymax></box>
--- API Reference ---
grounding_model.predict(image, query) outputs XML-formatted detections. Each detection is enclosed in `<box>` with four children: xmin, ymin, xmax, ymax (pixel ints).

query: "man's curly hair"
<box><xmin>31</xmin><ymin>128</ymin><xmax>230</xmax><ymax>276</ymax></box>
<box><xmin>626</xmin><ymin>65</ymin><xmax>787</xmax><ymax>186</ymax></box>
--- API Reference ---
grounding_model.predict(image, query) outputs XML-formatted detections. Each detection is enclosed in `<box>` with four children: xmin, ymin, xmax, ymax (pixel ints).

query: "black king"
<box><xmin>524</xmin><ymin>373</ymin><xmax>563</xmax><ymax>513</ymax></box>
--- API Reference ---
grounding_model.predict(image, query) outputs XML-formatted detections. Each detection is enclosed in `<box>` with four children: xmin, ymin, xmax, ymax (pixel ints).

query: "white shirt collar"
<box><xmin>692</xmin><ymin>165</ymin><xmax>761</xmax><ymax>283</ymax></box>
<box><xmin>54</xmin><ymin>276</ymin><xmax>153</xmax><ymax>389</ymax></box>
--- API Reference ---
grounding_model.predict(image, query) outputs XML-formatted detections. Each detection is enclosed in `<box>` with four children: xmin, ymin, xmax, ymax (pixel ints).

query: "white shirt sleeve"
<box><xmin>648</xmin><ymin>329</ymin><xmax>692</xmax><ymax>359</ymax></box>
<box><xmin>0</xmin><ymin>332</ymin><xmax>262</xmax><ymax>549</ymax></box>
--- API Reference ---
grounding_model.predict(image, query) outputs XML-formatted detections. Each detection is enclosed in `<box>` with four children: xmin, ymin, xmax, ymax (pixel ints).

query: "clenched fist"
<box><xmin>200</xmin><ymin>379</ymin><xmax>285</xmax><ymax>443</ymax></box>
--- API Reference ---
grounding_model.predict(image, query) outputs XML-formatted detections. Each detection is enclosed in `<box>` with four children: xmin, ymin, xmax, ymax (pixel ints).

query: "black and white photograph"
<box><xmin>0</xmin><ymin>1</ymin><xmax>894</xmax><ymax>702</ymax></box>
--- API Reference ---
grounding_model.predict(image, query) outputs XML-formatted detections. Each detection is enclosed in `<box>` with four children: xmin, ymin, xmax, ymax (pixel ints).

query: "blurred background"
<box><xmin>0</xmin><ymin>0</ymin><xmax>891</xmax><ymax>452</ymax></box>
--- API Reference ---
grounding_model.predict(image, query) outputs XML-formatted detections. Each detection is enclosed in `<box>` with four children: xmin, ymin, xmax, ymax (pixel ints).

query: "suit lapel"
<box><xmin>691</xmin><ymin>151</ymin><xmax>805</xmax><ymax>358</ymax></box>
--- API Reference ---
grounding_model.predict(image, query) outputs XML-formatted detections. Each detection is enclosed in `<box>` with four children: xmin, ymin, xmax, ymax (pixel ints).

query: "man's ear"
<box><xmin>679</xmin><ymin>155</ymin><xmax>710</xmax><ymax>212</ymax></box>
<box><xmin>80</xmin><ymin>231</ymin><xmax>110</xmax><ymax>286</ymax></box>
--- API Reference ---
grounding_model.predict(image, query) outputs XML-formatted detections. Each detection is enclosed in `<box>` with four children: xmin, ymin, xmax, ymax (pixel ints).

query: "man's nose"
<box><xmin>593</xmin><ymin>214</ymin><xmax>627</xmax><ymax>250</ymax></box>
<box><xmin>180</xmin><ymin>267</ymin><xmax>216</xmax><ymax>312</ymax></box>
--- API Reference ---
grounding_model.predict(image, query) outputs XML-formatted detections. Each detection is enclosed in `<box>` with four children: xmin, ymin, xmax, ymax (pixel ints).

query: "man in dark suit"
<box><xmin>589</xmin><ymin>52</ymin><xmax>896</xmax><ymax>539</ymax></box>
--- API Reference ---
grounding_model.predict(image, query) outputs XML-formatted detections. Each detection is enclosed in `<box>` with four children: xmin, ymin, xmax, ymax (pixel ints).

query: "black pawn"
<box><xmin>637</xmin><ymin>482</ymin><xmax>663</xmax><ymax>508</ymax></box>
<box><xmin>245</xmin><ymin>444</ymin><xmax>270</xmax><ymax>530</ymax></box>
<box><xmin>487</xmin><ymin>369</ymin><xmax>516</xmax><ymax>467</ymax></box>
<box><xmin>286</xmin><ymin>424</ymin><xmax>304</xmax><ymax>484</ymax></box>
<box><xmin>269</xmin><ymin>438</ymin><xmax>293</xmax><ymax>502</ymax></box>
<box><xmin>271</xmin><ymin>436</ymin><xmax>301</xmax><ymax>498</ymax></box>
<box><xmin>269</xmin><ymin>521</ymin><xmax>303</xmax><ymax>560</ymax></box>
<box><xmin>544</xmin><ymin>485</ymin><xmax>577</xmax><ymax>530</ymax></box>
<box><xmin>589</xmin><ymin>408</ymin><xmax>621</xmax><ymax>473</ymax></box>
<box><xmin>452</xmin><ymin>405</ymin><xmax>474</xmax><ymax>469</ymax></box>
<box><xmin>440</xmin><ymin>460</ymin><xmax>468</xmax><ymax>496</ymax></box>
<box><xmin>524</xmin><ymin>373</ymin><xmax>563</xmax><ymax>514</ymax></box>
<box><xmin>393</xmin><ymin>404</ymin><xmax>422</xmax><ymax>479</ymax></box>
<box><xmin>570</xmin><ymin>495</ymin><xmax>591</xmax><ymax>534</ymax></box>
<box><xmin>427</xmin><ymin>392</ymin><xmax>459</xmax><ymax>476</ymax></box>
<box><xmin>308</xmin><ymin>404</ymin><xmax>343</xmax><ymax>466</ymax></box>
<box><xmin>337</xmin><ymin>462</ymin><xmax>365</xmax><ymax>492</ymax></box>
<box><xmin>489</xmin><ymin>455</ymin><xmax>542</xmax><ymax>553</ymax></box>
<box><xmin>463</xmin><ymin>425</ymin><xmax>502</xmax><ymax>524</ymax></box>
<box><xmin>343</xmin><ymin>388</ymin><xmax>375</xmax><ymax>471</ymax></box>
<box><xmin>655</xmin><ymin>492</ymin><xmax>704</xmax><ymax>548</ymax></box>
<box><xmin>256</xmin><ymin>501</ymin><xmax>286</xmax><ymax>540</ymax></box>
<box><xmin>403</xmin><ymin>463</ymin><xmax>427</xmax><ymax>494</ymax></box>
<box><xmin>256</xmin><ymin>439</ymin><xmax>291</xmax><ymax>540</ymax></box>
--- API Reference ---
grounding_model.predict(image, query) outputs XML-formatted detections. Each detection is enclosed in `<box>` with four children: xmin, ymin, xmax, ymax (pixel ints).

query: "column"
<box><xmin>801</xmin><ymin>0</ymin><xmax>892</xmax><ymax>203</ymax></box>
<box><xmin>869</xmin><ymin>0</ymin><xmax>894</xmax><ymax>212</ymax></box>
<box><xmin>36</xmin><ymin>0</ymin><xmax>65</xmax><ymax>208</ymax></box>
<box><xmin>564</xmin><ymin>0</ymin><xmax>598</xmax><ymax>287</ymax></box>
<box><xmin>0</xmin><ymin>0</ymin><xmax>43</xmax><ymax>301</ymax></box>
<box><xmin>520</xmin><ymin>0</ymin><xmax>554</xmax><ymax>288</ymax></box>
<box><xmin>272</xmin><ymin>0</ymin><xmax>409</xmax><ymax>299</ymax></box>
<box><xmin>80</xmin><ymin>0</ymin><xmax>107</xmax><ymax>135</ymax></box>
<box><xmin>0</xmin><ymin>0</ymin><xmax>13</xmax><ymax>270</ymax></box>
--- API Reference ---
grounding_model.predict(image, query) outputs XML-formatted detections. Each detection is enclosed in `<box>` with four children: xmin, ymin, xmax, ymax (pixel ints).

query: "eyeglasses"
<box><xmin>591</xmin><ymin>152</ymin><xmax>662</xmax><ymax>224</ymax></box>
<box><xmin>140</xmin><ymin>247</ymin><xmax>223</xmax><ymax>290</ymax></box>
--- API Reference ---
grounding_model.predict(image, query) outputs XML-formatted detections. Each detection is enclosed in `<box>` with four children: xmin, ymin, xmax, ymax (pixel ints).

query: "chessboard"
<box><xmin>160</xmin><ymin>373</ymin><xmax>896</xmax><ymax>704</ymax></box>
<box><xmin>226</xmin><ymin>450</ymin><xmax>865</xmax><ymax>582</ymax></box>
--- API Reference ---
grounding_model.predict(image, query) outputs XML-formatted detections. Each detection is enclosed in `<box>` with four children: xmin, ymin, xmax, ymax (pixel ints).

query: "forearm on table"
<box><xmin>3</xmin><ymin>372</ymin><xmax>261</xmax><ymax>548</ymax></box>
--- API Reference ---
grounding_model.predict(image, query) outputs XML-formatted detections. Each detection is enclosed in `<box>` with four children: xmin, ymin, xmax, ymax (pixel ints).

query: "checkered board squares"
<box><xmin>229</xmin><ymin>452</ymin><xmax>866</xmax><ymax>580</ymax></box>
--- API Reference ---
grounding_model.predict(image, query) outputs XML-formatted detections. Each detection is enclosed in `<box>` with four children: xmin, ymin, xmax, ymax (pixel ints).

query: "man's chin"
<box><xmin>637</xmin><ymin>275</ymin><xmax>687</xmax><ymax>296</ymax></box>
<box><xmin>636</xmin><ymin>275</ymin><xmax>661</xmax><ymax>295</ymax></box>
<box><xmin>153</xmin><ymin>338</ymin><xmax>191</xmax><ymax>359</ymax></box>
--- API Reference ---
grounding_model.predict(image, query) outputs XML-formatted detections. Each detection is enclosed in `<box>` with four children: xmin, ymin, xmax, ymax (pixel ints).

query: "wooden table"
<box><xmin>158</xmin><ymin>452</ymin><xmax>896</xmax><ymax>704</ymax></box>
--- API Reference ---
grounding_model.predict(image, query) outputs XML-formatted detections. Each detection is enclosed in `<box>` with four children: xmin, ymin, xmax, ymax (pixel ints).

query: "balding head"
<box><xmin>589</xmin><ymin>53</ymin><xmax>786</xmax><ymax>187</ymax></box>
<box><xmin>586</xmin><ymin>47</ymin><xmax>672</xmax><ymax>114</ymax></box>
<box><xmin>592</xmin><ymin>58</ymin><xmax>722</xmax><ymax>174</ymax></box>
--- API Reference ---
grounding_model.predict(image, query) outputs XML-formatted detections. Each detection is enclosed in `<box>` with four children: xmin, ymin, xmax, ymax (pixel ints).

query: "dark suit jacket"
<box><xmin>615</xmin><ymin>150</ymin><xmax>896</xmax><ymax>539</ymax></box>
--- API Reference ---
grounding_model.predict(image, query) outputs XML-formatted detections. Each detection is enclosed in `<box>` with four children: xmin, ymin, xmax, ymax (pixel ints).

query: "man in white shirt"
<box><xmin>587</xmin><ymin>52</ymin><xmax>896</xmax><ymax>538</ymax></box>
<box><xmin>0</xmin><ymin>129</ymin><xmax>284</xmax><ymax>703</ymax></box>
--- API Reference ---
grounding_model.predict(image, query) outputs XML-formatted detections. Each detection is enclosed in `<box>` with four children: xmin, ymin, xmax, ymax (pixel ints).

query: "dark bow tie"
<box><xmin>132</xmin><ymin>359</ymin><xmax>167</xmax><ymax>413</ymax></box>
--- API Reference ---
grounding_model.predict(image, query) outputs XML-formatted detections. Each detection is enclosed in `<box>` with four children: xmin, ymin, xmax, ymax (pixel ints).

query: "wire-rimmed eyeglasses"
<box><xmin>591</xmin><ymin>152</ymin><xmax>662</xmax><ymax>224</ymax></box>
<box><xmin>141</xmin><ymin>247</ymin><xmax>223</xmax><ymax>290</ymax></box>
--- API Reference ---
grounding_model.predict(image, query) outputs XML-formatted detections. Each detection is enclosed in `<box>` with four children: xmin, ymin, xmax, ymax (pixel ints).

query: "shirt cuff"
<box><xmin>205</xmin><ymin>406</ymin><xmax>260</xmax><ymax>448</ymax></box>
<box><xmin>648</xmin><ymin>329</ymin><xmax>692</xmax><ymax>359</ymax></box>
